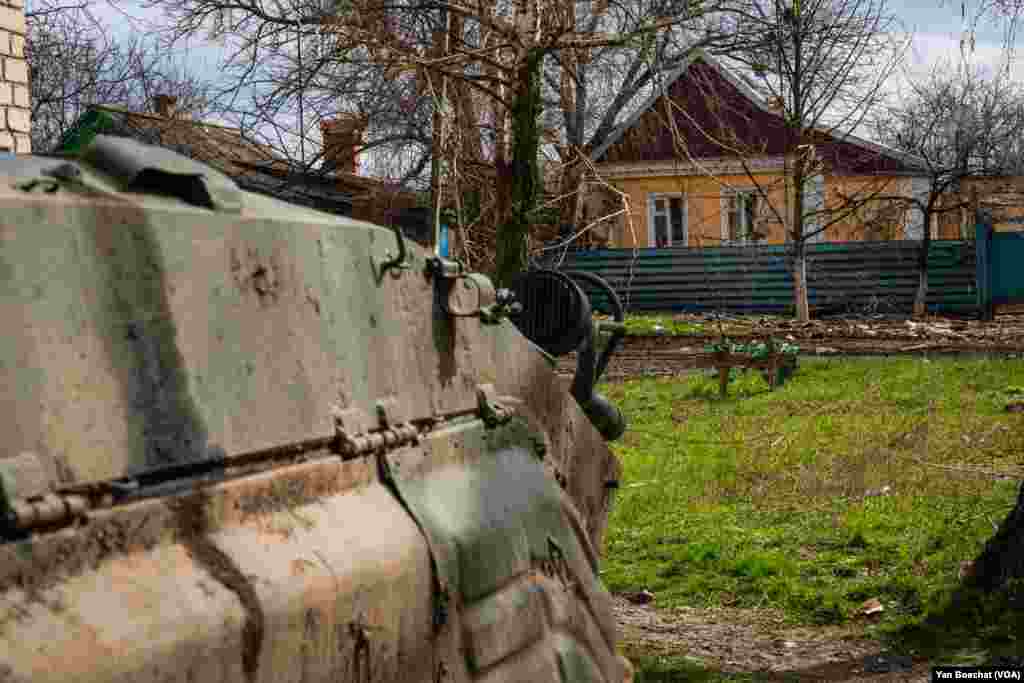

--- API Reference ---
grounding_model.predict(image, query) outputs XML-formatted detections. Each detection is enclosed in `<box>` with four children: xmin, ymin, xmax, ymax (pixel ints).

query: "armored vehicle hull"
<box><xmin>0</xmin><ymin>138</ymin><xmax>630</xmax><ymax>682</ymax></box>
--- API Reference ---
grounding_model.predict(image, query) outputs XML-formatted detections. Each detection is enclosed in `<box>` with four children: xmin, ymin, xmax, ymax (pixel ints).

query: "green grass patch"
<box><xmin>622</xmin><ymin>314</ymin><xmax>706</xmax><ymax>336</ymax></box>
<box><xmin>602</xmin><ymin>357</ymin><xmax>1024</xmax><ymax>653</ymax></box>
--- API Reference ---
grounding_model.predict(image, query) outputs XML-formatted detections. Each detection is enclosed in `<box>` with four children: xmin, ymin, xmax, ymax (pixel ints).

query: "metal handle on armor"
<box><xmin>378</xmin><ymin>223</ymin><xmax>410</xmax><ymax>276</ymax></box>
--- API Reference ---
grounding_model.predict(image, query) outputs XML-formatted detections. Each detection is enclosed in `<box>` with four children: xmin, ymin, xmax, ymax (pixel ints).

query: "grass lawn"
<box><xmin>600</xmin><ymin>357</ymin><xmax>1024</xmax><ymax>674</ymax></box>
<box><xmin>621</xmin><ymin>313</ymin><xmax>707</xmax><ymax>336</ymax></box>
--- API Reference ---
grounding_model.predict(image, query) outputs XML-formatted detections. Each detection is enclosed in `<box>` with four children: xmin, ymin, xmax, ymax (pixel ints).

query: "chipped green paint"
<box><xmin>386</xmin><ymin>419</ymin><xmax>597</xmax><ymax>603</ymax></box>
<box><xmin>0</xmin><ymin>137</ymin><xmax>630</xmax><ymax>683</ymax></box>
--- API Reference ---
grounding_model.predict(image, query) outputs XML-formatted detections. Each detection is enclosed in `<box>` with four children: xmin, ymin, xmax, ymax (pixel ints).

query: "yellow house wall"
<box><xmin>609</xmin><ymin>173</ymin><xmax>788</xmax><ymax>248</ymax></box>
<box><xmin>822</xmin><ymin>175</ymin><xmax>911</xmax><ymax>242</ymax></box>
<box><xmin>947</xmin><ymin>176</ymin><xmax>1024</xmax><ymax>234</ymax></box>
<box><xmin>607</xmin><ymin>172</ymin><xmax>918</xmax><ymax>247</ymax></box>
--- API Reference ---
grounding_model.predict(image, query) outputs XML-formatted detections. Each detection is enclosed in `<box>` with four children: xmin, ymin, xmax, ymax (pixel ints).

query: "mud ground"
<box><xmin>615</xmin><ymin>598</ymin><xmax>935</xmax><ymax>682</ymax></box>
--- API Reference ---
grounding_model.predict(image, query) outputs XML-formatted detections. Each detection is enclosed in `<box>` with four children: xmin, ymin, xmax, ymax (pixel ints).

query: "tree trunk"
<box><xmin>558</xmin><ymin>159</ymin><xmax>584</xmax><ymax>238</ymax></box>
<box><xmin>969</xmin><ymin>481</ymin><xmax>1024</xmax><ymax>592</ymax></box>
<box><xmin>913</xmin><ymin>267</ymin><xmax>929</xmax><ymax>318</ymax></box>
<box><xmin>913</xmin><ymin>210</ymin><xmax>931</xmax><ymax>318</ymax></box>
<box><xmin>792</xmin><ymin>240</ymin><xmax>811</xmax><ymax>322</ymax></box>
<box><xmin>557</xmin><ymin>5</ymin><xmax>582</xmax><ymax>237</ymax></box>
<box><xmin>494</xmin><ymin>51</ymin><xmax>542</xmax><ymax>288</ymax></box>
<box><xmin>791</xmin><ymin>160</ymin><xmax>811</xmax><ymax>322</ymax></box>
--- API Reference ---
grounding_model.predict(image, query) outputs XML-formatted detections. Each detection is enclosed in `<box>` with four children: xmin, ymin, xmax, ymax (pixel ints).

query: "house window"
<box><xmin>723</xmin><ymin>190</ymin><xmax>764</xmax><ymax>244</ymax></box>
<box><xmin>649</xmin><ymin>194</ymin><xmax>686</xmax><ymax>247</ymax></box>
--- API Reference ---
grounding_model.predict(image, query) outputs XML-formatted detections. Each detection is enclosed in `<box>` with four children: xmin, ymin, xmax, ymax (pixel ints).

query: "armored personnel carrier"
<box><xmin>0</xmin><ymin>136</ymin><xmax>632</xmax><ymax>682</ymax></box>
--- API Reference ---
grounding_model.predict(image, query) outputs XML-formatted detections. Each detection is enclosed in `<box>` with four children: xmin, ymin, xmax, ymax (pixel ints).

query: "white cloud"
<box><xmin>898</xmin><ymin>31</ymin><xmax>1023</xmax><ymax>86</ymax></box>
<box><xmin>85</xmin><ymin>1</ymin><xmax>175</xmax><ymax>41</ymax></box>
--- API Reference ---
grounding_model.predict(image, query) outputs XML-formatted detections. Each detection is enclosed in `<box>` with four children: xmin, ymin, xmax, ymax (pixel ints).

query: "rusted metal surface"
<box><xmin>0</xmin><ymin>421</ymin><xmax>627</xmax><ymax>682</ymax></box>
<box><xmin>0</xmin><ymin>456</ymin><xmax>436</xmax><ymax>683</ymax></box>
<box><xmin>0</xmin><ymin>138</ymin><xmax>629</xmax><ymax>682</ymax></box>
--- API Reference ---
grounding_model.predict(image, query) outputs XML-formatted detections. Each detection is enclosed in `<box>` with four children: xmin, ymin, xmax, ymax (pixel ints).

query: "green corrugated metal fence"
<box><xmin>545</xmin><ymin>240</ymin><xmax>978</xmax><ymax>315</ymax></box>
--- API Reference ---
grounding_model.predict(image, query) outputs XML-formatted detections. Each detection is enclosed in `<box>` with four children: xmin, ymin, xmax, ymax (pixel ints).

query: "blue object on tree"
<box><xmin>438</xmin><ymin>222</ymin><xmax>450</xmax><ymax>257</ymax></box>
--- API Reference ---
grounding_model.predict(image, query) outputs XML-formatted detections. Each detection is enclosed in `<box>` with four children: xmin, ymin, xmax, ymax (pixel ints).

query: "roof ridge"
<box><xmin>590</xmin><ymin>51</ymin><xmax>926</xmax><ymax>173</ymax></box>
<box><xmin>90</xmin><ymin>104</ymin><xmax>243</xmax><ymax>134</ymax></box>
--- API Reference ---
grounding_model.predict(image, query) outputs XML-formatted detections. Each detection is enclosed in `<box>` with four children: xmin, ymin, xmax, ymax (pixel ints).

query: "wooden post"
<box><xmin>766</xmin><ymin>338</ymin><xmax>777</xmax><ymax>390</ymax></box>
<box><xmin>716</xmin><ymin>350</ymin><xmax>730</xmax><ymax>398</ymax></box>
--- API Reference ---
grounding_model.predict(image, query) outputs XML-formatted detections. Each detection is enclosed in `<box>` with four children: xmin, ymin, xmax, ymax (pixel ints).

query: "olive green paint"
<box><xmin>386</xmin><ymin>419</ymin><xmax>604</xmax><ymax>604</ymax></box>
<box><xmin>0</xmin><ymin>139</ymin><xmax>488</xmax><ymax>485</ymax></box>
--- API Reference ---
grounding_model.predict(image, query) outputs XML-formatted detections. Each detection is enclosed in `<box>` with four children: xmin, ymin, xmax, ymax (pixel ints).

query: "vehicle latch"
<box><xmin>332</xmin><ymin>399</ymin><xmax>421</xmax><ymax>458</ymax></box>
<box><xmin>425</xmin><ymin>257</ymin><xmax>522</xmax><ymax>323</ymax></box>
<box><xmin>372</xmin><ymin>224</ymin><xmax>411</xmax><ymax>281</ymax></box>
<box><xmin>476</xmin><ymin>384</ymin><xmax>521</xmax><ymax>427</ymax></box>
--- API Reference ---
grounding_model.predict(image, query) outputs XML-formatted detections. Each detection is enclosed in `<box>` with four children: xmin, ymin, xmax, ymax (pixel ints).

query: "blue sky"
<box><xmin>60</xmin><ymin>0</ymin><xmax>1019</xmax><ymax>173</ymax></box>
<box><xmin>79</xmin><ymin>0</ymin><xmax>1024</xmax><ymax>146</ymax></box>
<box><xmin>89</xmin><ymin>0</ymin><xmax>1023</xmax><ymax>89</ymax></box>
<box><xmin>899</xmin><ymin>0</ymin><xmax>1021</xmax><ymax>75</ymax></box>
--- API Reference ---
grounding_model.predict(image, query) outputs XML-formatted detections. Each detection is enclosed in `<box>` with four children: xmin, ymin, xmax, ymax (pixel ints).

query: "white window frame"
<box><xmin>647</xmin><ymin>193</ymin><xmax>687</xmax><ymax>247</ymax></box>
<box><xmin>720</xmin><ymin>188</ymin><xmax>768</xmax><ymax>245</ymax></box>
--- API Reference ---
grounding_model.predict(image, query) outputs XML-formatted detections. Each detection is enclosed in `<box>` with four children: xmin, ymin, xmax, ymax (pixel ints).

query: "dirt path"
<box><xmin>623</xmin><ymin>312</ymin><xmax>1024</xmax><ymax>355</ymax></box>
<box><xmin>614</xmin><ymin>598</ymin><xmax>935</xmax><ymax>681</ymax></box>
<box><xmin>558</xmin><ymin>314</ymin><xmax>1024</xmax><ymax>381</ymax></box>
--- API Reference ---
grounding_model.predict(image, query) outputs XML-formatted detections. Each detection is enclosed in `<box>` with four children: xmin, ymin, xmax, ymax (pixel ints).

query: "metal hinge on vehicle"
<box><xmin>332</xmin><ymin>397</ymin><xmax>423</xmax><ymax>458</ymax></box>
<box><xmin>333</xmin><ymin>387</ymin><xmax>523</xmax><ymax>456</ymax></box>
<box><xmin>0</xmin><ymin>452</ymin><xmax>88</xmax><ymax>537</ymax></box>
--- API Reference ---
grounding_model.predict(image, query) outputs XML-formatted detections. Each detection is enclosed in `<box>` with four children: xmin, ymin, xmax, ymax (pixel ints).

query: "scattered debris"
<box><xmin>644</xmin><ymin>312</ymin><xmax>1024</xmax><ymax>354</ymax></box>
<box><xmin>624</xmin><ymin>589</ymin><xmax>656</xmax><ymax>605</ymax></box>
<box><xmin>862</xmin><ymin>653</ymin><xmax>913</xmax><ymax>673</ymax></box>
<box><xmin>562</xmin><ymin>313</ymin><xmax>1024</xmax><ymax>381</ymax></box>
<box><xmin>863</xmin><ymin>485</ymin><xmax>892</xmax><ymax>499</ymax></box>
<box><xmin>860</xmin><ymin>598</ymin><xmax>884</xmax><ymax>617</ymax></box>
<box><xmin>1006</xmin><ymin>386</ymin><xmax>1024</xmax><ymax>412</ymax></box>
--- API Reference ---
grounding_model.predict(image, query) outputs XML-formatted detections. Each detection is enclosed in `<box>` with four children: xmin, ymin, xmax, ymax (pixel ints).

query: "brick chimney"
<box><xmin>321</xmin><ymin>114</ymin><xmax>366</xmax><ymax>174</ymax></box>
<box><xmin>0</xmin><ymin>0</ymin><xmax>30</xmax><ymax>154</ymax></box>
<box><xmin>154</xmin><ymin>94</ymin><xmax>179</xmax><ymax>118</ymax></box>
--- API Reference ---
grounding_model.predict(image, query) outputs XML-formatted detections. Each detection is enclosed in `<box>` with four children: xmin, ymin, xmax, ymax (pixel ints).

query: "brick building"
<box><xmin>0</xmin><ymin>0</ymin><xmax>28</xmax><ymax>154</ymax></box>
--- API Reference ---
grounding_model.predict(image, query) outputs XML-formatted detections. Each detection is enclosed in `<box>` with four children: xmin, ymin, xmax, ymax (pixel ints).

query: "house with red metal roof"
<box><xmin>586</xmin><ymin>51</ymin><xmax>933</xmax><ymax>248</ymax></box>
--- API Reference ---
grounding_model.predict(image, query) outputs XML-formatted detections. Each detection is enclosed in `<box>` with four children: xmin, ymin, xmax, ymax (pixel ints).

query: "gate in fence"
<box><xmin>977</xmin><ymin>210</ymin><xmax>1024</xmax><ymax>319</ymax></box>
